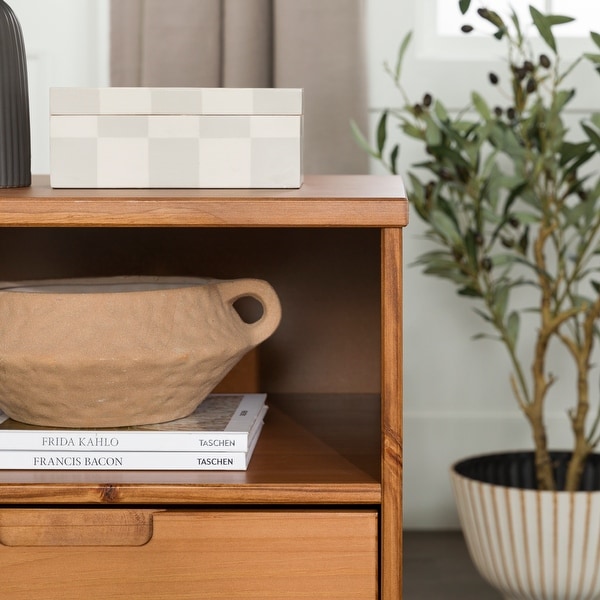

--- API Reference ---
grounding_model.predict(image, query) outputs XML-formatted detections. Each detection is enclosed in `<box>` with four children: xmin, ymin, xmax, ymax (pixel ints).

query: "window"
<box><xmin>414</xmin><ymin>0</ymin><xmax>599</xmax><ymax>61</ymax></box>
<box><xmin>438</xmin><ymin>1</ymin><xmax>600</xmax><ymax>37</ymax></box>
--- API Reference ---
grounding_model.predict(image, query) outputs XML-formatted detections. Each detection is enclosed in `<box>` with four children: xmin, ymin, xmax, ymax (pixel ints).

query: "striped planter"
<box><xmin>451</xmin><ymin>452</ymin><xmax>600</xmax><ymax>600</ymax></box>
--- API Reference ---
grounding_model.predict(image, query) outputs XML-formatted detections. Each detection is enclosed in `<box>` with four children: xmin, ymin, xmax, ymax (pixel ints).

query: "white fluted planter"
<box><xmin>451</xmin><ymin>452</ymin><xmax>600</xmax><ymax>600</ymax></box>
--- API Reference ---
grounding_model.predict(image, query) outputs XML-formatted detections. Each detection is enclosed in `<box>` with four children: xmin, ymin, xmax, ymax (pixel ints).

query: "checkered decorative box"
<box><xmin>49</xmin><ymin>87</ymin><xmax>303</xmax><ymax>189</ymax></box>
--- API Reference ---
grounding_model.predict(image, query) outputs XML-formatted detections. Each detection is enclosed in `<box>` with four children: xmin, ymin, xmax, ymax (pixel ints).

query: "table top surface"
<box><xmin>0</xmin><ymin>175</ymin><xmax>409</xmax><ymax>227</ymax></box>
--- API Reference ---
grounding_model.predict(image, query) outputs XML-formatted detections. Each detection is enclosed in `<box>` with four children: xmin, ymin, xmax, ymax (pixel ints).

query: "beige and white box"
<box><xmin>50</xmin><ymin>87</ymin><xmax>303</xmax><ymax>189</ymax></box>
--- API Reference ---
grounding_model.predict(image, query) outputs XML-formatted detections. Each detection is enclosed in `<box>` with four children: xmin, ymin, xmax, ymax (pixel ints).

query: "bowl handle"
<box><xmin>218</xmin><ymin>279</ymin><xmax>282</xmax><ymax>346</ymax></box>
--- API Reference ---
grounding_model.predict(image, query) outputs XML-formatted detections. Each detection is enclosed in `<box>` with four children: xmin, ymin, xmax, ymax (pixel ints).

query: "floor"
<box><xmin>403</xmin><ymin>531</ymin><xmax>503</xmax><ymax>599</ymax></box>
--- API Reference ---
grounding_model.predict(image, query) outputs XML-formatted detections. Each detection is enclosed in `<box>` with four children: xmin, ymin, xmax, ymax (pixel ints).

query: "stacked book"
<box><xmin>0</xmin><ymin>393</ymin><xmax>267</xmax><ymax>471</ymax></box>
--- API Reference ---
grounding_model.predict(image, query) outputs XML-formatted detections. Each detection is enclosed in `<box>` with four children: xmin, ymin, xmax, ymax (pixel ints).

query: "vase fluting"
<box><xmin>451</xmin><ymin>452</ymin><xmax>600</xmax><ymax>600</ymax></box>
<box><xmin>0</xmin><ymin>0</ymin><xmax>30</xmax><ymax>188</ymax></box>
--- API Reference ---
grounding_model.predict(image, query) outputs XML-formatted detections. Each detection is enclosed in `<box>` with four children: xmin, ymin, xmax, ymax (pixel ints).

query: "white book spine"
<box><xmin>0</xmin><ymin>395</ymin><xmax>266</xmax><ymax>453</ymax></box>
<box><xmin>0</xmin><ymin>422</ymin><xmax>262</xmax><ymax>471</ymax></box>
<box><xmin>0</xmin><ymin>450</ymin><xmax>251</xmax><ymax>470</ymax></box>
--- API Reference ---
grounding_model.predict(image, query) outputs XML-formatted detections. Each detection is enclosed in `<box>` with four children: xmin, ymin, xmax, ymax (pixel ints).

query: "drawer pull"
<box><xmin>0</xmin><ymin>509</ymin><xmax>155</xmax><ymax>546</ymax></box>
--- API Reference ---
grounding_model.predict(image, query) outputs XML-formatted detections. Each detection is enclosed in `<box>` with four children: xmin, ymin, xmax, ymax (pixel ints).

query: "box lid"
<box><xmin>50</xmin><ymin>87</ymin><xmax>303</xmax><ymax>116</ymax></box>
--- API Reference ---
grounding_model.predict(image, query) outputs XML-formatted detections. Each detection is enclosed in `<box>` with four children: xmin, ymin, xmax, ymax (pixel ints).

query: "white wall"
<box><xmin>11</xmin><ymin>0</ymin><xmax>592</xmax><ymax>530</ymax></box>
<box><xmin>9</xmin><ymin>0</ymin><xmax>109</xmax><ymax>174</ymax></box>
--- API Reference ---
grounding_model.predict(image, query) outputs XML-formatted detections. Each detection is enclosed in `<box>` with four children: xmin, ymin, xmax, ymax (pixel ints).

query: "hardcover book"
<box><xmin>0</xmin><ymin>421</ymin><xmax>264</xmax><ymax>471</ymax></box>
<box><xmin>0</xmin><ymin>394</ymin><xmax>267</xmax><ymax>453</ymax></box>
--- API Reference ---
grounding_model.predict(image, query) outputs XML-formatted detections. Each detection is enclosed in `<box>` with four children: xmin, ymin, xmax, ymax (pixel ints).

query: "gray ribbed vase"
<box><xmin>0</xmin><ymin>0</ymin><xmax>30</xmax><ymax>188</ymax></box>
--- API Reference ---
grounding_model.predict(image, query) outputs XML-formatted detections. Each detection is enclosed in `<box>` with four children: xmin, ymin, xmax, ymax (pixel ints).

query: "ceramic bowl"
<box><xmin>0</xmin><ymin>276</ymin><xmax>281</xmax><ymax>427</ymax></box>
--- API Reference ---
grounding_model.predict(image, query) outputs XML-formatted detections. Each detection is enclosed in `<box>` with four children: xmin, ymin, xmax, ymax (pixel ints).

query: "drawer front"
<box><xmin>0</xmin><ymin>508</ymin><xmax>378</xmax><ymax>599</ymax></box>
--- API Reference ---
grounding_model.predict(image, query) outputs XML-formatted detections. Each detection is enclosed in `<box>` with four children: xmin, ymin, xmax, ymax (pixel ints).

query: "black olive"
<box><xmin>481</xmin><ymin>257</ymin><xmax>493</xmax><ymax>271</ymax></box>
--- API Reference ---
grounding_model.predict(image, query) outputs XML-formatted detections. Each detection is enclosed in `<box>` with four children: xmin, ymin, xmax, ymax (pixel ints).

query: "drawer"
<box><xmin>0</xmin><ymin>508</ymin><xmax>378</xmax><ymax>599</ymax></box>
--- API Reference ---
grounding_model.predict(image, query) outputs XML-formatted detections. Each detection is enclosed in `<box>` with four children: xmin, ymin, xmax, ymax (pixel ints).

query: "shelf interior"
<box><xmin>0</xmin><ymin>227</ymin><xmax>382</xmax><ymax>395</ymax></box>
<box><xmin>0</xmin><ymin>394</ymin><xmax>381</xmax><ymax>505</ymax></box>
<box><xmin>0</xmin><ymin>225</ymin><xmax>383</xmax><ymax>504</ymax></box>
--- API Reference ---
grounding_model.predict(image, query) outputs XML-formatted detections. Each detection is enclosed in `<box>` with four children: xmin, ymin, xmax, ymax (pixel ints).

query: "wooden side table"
<box><xmin>0</xmin><ymin>175</ymin><xmax>408</xmax><ymax>599</ymax></box>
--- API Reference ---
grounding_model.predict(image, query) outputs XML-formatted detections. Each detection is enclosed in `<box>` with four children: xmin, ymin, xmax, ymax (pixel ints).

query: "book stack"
<box><xmin>0</xmin><ymin>393</ymin><xmax>267</xmax><ymax>471</ymax></box>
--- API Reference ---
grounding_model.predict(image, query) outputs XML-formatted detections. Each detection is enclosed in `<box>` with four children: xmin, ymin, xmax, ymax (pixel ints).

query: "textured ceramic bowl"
<box><xmin>0</xmin><ymin>276</ymin><xmax>281</xmax><ymax>427</ymax></box>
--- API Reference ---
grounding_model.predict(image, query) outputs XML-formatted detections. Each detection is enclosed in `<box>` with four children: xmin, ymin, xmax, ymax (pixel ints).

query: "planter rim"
<box><xmin>450</xmin><ymin>449</ymin><xmax>574</xmax><ymax>470</ymax></box>
<box><xmin>450</xmin><ymin>450</ymin><xmax>600</xmax><ymax>493</ymax></box>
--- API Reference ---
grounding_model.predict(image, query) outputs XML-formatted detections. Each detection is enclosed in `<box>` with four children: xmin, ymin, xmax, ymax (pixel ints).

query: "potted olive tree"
<box><xmin>356</xmin><ymin>2</ymin><xmax>600</xmax><ymax>598</ymax></box>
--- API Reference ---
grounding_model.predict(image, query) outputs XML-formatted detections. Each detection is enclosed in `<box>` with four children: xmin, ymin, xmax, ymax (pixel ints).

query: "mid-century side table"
<box><xmin>0</xmin><ymin>175</ymin><xmax>407</xmax><ymax>599</ymax></box>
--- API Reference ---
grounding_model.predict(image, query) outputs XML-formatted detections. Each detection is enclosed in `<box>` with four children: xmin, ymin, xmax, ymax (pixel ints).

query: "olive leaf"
<box><xmin>459</xmin><ymin>0</ymin><xmax>471</xmax><ymax>15</ymax></box>
<box><xmin>583</xmin><ymin>123</ymin><xmax>600</xmax><ymax>150</ymax></box>
<box><xmin>389</xmin><ymin>144</ymin><xmax>400</xmax><ymax>175</ymax></box>
<box><xmin>560</xmin><ymin>141</ymin><xmax>591</xmax><ymax>166</ymax></box>
<box><xmin>472</xmin><ymin>92</ymin><xmax>492</xmax><ymax>120</ymax></box>
<box><xmin>530</xmin><ymin>7</ymin><xmax>557</xmax><ymax>52</ymax></box>
<box><xmin>376</xmin><ymin>110</ymin><xmax>388</xmax><ymax>156</ymax></box>
<box><xmin>430</xmin><ymin>210</ymin><xmax>464</xmax><ymax>247</ymax></box>
<box><xmin>585</xmin><ymin>53</ymin><xmax>600</xmax><ymax>65</ymax></box>
<box><xmin>394</xmin><ymin>31</ymin><xmax>413</xmax><ymax>81</ymax></box>
<box><xmin>510</xmin><ymin>9</ymin><xmax>523</xmax><ymax>46</ymax></box>
<box><xmin>506</xmin><ymin>311</ymin><xmax>520</xmax><ymax>348</ymax></box>
<box><xmin>529</xmin><ymin>8</ymin><xmax>573</xmax><ymax>52</ymax></box>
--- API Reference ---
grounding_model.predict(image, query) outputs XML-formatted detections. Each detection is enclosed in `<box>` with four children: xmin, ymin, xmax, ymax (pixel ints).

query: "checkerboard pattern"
<box><xmin>50</xmin><ymin>88</ymin><xmax>303</xmax><ymax>189</ymax></box>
